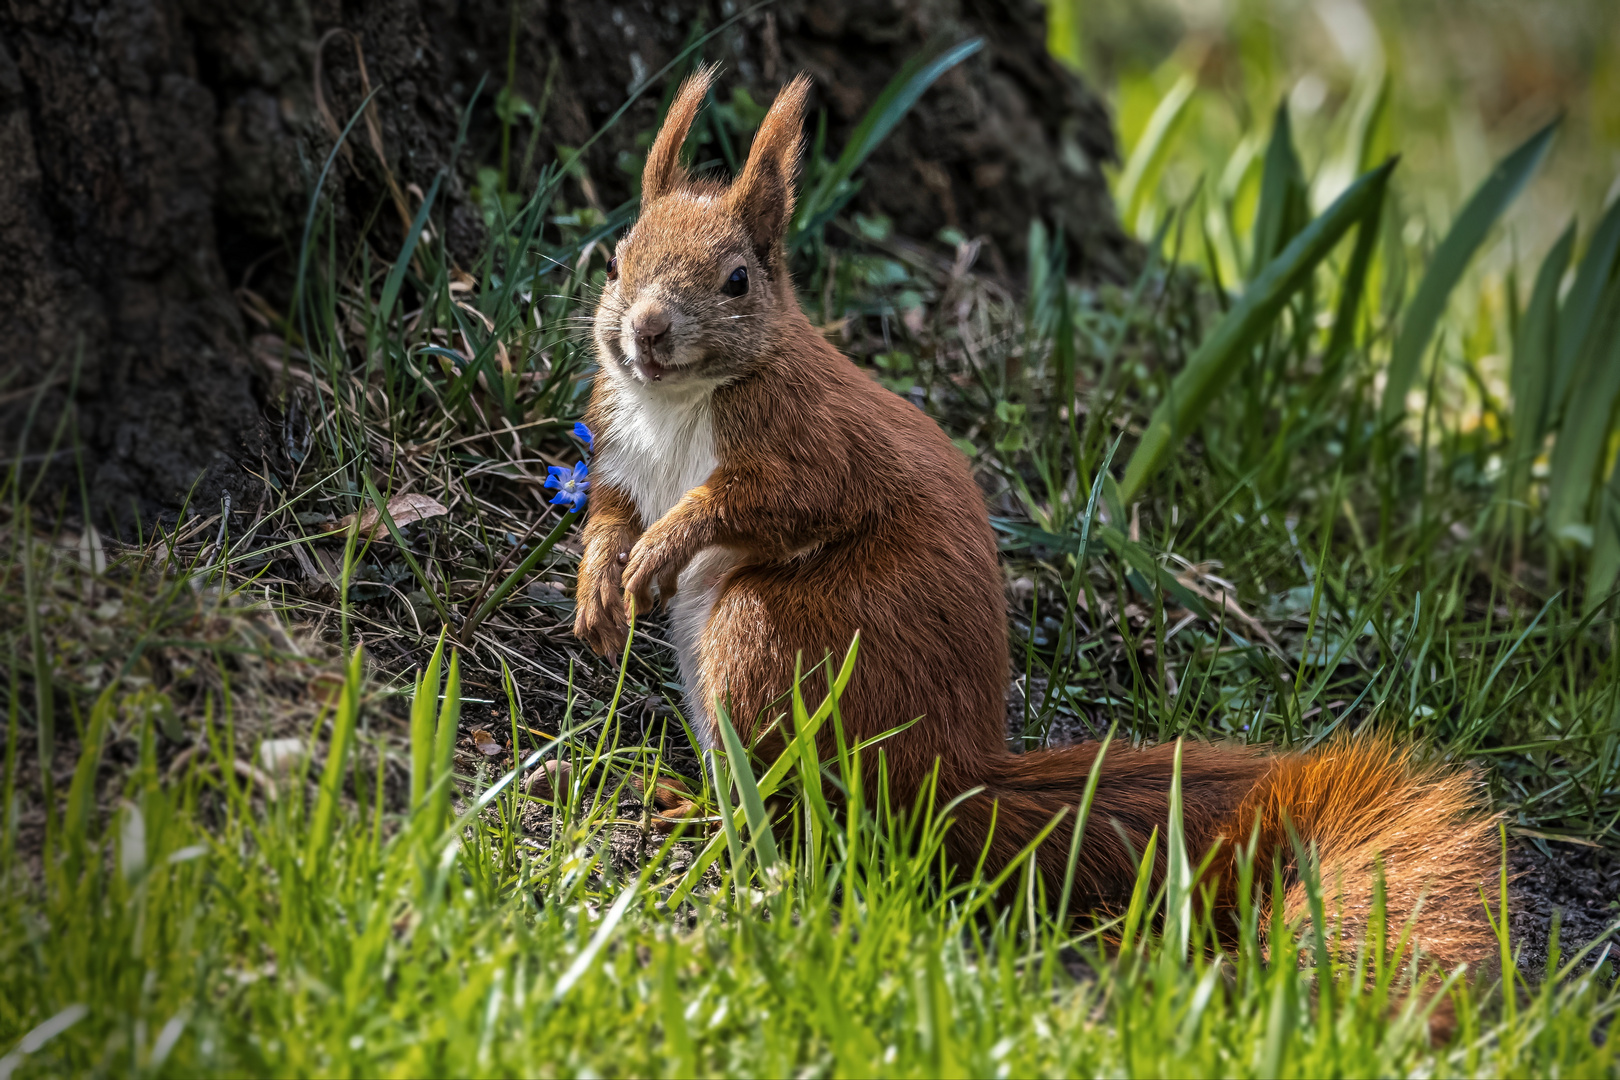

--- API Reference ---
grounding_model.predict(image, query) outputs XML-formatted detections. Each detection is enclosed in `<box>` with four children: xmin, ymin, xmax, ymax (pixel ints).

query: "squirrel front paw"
<box><xmin>574</xmin><ymin>540</ymin><xmax>633</xmax><ymax>656</ymax></box>
<box><xmin>621</xmin><ymin>528</ymin><xmax>694</xmax><ymax>617</ymax></box>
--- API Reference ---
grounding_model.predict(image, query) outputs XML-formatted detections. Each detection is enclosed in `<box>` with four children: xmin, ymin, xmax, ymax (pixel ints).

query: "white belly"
<box><xmin>667</xmin><ymin>547</ymin><xmax>742</xmax><ymax>749</ymax></box>
<box><xmin>594</xmin><ymin>379</ymin><xmax>732</xmax><ymax>744</ymax></box>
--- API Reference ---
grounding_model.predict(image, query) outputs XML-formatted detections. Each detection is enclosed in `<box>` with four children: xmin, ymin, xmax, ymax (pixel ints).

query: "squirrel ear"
<box><xmin>642</xmin><ymin>64</ymin><xmax>718</xmax><ymax>203</ymax></box>
<box><xmin>727</xmin><ymin>73</ymin><xmax>811</xmax><ymax>262</ymax></box>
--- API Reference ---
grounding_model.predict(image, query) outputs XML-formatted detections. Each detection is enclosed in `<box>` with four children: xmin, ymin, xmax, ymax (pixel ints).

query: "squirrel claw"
<box><xmin>622</xmin><ymin>536</ymin><xmax>679</xmax><ymax>616</ymax></box>
<box><xmin>574</xmin><ymin>573</ymin><xmax>630</xmax><ymax>656</ymax></box>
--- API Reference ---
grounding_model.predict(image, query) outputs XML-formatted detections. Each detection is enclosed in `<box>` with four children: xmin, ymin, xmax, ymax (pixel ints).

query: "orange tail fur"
<box><xmin>1224</xmin><ymin>736</ymin><xmax>1501</xmax><ymax>969</ymax></box>
<box><xmin>942</xmin><ymin>735</ymin><xmax>1499</xmax><ymax>969</ymax></box>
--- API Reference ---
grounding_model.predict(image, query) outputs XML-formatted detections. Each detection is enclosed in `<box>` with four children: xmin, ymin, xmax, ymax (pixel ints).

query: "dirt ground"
<box><xmin>1509</xmin><ymin>841</ymin><xmax>1620</xmax><ymax>972</ymax></box>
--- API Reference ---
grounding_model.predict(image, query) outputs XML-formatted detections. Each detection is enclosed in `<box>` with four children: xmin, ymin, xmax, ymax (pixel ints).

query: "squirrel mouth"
<box><xmin>631</xmin><ymin>352</ymin><xmax>683</xmax><ymax>382</ymax></box>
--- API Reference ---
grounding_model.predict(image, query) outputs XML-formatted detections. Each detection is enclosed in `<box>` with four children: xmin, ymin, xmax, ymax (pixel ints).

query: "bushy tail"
<box><xmin>941</xmin><ymin>735</ymin><xmax>1499</xmax><ymax>969</ymax></box>
<box><xmin>942</xmin><ymin>739</ymin><xmax>1271</xmax><ymax>914</ymax></box>
<box><xmin>1231</xmin><ymin>736</ymin><xmax>1501</xmax><ymax>970</ymax></box>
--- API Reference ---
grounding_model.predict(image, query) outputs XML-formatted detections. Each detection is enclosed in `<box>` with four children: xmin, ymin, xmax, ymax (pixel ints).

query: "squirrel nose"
<box><xmin>633</xmin><ymin>311</ymin><xmax>671</xmax><ymax>353</ymax></box>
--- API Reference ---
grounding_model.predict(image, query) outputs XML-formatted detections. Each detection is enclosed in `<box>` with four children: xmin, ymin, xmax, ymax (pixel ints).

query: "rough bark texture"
<box><xmin>1</xmin><ymin>0</ymin><xmax>1132</xmax><ymax>527</ymax></box>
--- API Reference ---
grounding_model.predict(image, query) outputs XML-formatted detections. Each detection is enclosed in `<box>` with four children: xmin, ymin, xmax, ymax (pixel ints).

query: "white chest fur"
<box><xmin>593</xmin><ymin>380</ymin><xmax>734</xmax><ymax>748</ymax></box>
<box><xmin>594</xmin><ymin>382</ymin><xmax>719</xmax><ymax>526</ymax></box>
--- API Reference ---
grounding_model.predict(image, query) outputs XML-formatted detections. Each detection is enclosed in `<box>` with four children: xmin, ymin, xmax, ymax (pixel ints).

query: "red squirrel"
<box><xmin>573</xmin><ymin>68</ymin><xmax>1499</xmax><ymax>969</ymax></box>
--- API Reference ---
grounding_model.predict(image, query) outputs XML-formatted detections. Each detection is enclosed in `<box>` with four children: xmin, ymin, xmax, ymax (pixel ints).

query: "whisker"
<box><xmin>532</xmin><ymin>250</ymin><xmax>591</xmax><ymax>274</ymax></box>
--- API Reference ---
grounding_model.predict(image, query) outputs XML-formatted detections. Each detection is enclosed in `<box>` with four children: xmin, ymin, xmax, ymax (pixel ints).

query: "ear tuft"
<box><xmin>642</xmin><ymin>64</ymin><xmax>720</xmax><ymax>203</ymax></box>
<box><xmin>726</xmin><ymin>73</ymin><xmax>812</xmax><ymax>264</ymax></box>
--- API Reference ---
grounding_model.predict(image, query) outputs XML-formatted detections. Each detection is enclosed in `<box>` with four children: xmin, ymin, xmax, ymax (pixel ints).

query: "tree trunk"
<box><xmin>1</xmin><ymin>0</ymin><xmax>1133</xmax><ymax>528</ymax></box>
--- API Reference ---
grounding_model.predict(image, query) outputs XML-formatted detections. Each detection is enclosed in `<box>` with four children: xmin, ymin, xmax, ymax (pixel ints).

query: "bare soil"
<box><xmin>1509</xmin><ymin>841</ymin><xmax>1620</xmax><ymax>972</ymax></box>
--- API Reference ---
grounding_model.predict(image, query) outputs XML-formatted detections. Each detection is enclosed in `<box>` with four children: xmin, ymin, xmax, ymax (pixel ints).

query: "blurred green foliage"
<box><xmin>1067</xmin><ymin>0</ymin><xmax>1618</xmax><ymax>244</ymax></box>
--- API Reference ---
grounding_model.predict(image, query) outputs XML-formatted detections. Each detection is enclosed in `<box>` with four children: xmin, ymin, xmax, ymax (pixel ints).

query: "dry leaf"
<box><xmin>337</xmin><ymin>493</ymin><xmax>449</xmax><ymax>539</ymax></box>
<box><xmin>1173</xmin><ymin>571</ymin><xmax>1279</xmax><ymax>649</ymax></box>
<box><xmin>470</xmin><ymin>728</ymin><xmax>504</xmax><ymax>757</ymax></box>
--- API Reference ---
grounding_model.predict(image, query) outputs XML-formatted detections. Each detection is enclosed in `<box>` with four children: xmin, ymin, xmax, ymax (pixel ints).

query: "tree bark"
<box><xmin>1</xmin><ymin>0</ymin><xmax>1133</xmax><ymax>528</ymax></box>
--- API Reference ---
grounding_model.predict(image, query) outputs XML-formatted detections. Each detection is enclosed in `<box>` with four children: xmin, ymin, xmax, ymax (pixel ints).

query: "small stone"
<box><xmin>258</xmin><ymin>738</ymin><xmax>305</xmax><ymax>776</ymax></box>
<box><xmin>524</xmin><ymin>758</ymin><xmax>571</xmax><ymax>799</ymax></box>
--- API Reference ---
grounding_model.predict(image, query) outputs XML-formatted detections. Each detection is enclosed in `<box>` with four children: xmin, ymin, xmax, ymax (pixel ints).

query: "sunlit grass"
<box><xmin>1</xmin><ymin>598</ymin><xmax>1615</xmax><ymax>1076</ymax></box>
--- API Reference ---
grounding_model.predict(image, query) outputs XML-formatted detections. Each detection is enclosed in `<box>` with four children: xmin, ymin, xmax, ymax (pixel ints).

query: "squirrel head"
<box><xmin>595</xmin><ymin>66</ymin><xmax>811</xmax><ymax>389</ymax></box>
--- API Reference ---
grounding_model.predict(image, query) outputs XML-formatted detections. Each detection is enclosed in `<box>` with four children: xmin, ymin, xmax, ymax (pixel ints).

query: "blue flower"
<box><xmin>545</xmin><ymin>461</ymin><xmax>590</xmax><ymax>511</ymax></box>
<box><xmin>573</xmin><ymin>421</ymin><xmax>595</xmax><ymax>454</ymax></box>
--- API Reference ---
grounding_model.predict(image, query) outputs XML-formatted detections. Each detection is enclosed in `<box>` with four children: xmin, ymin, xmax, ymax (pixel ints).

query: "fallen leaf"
<box><xmin>338</xmin><ymin>493</ymin><xmax>449</xmax><ymax>539</ymax></box>
<box><xmin>1173</xmin><ymin>568</ymin><xmax>1279</xmax><ymax>649</ymax></box>
<box><xmin>470</xmin><ymin>728</ymin><xmax>504</xmax><ymax>757</ymax></box>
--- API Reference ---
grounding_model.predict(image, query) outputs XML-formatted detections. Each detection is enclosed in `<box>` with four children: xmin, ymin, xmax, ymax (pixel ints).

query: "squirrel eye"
<box><xmin>606</xmin><ymin>257</ymin><xmax>618</xmax><ymax>281</ymax></box>
<box><xmin>722</xmin><ymin>265</ymin><xmax>748</xmax><ymax>298</ymax></box>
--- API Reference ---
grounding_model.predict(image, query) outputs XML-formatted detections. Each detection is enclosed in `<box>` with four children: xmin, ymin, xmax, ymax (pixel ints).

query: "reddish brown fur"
<box><xmin>573</xmin><ymin>69</ymin><xmax>1501</xmax><ymax>970</ymax></box>
<box><xmin>640</xmin><ymin>64</ymin><xmax>719</xmax><ymax>204</ymax></box>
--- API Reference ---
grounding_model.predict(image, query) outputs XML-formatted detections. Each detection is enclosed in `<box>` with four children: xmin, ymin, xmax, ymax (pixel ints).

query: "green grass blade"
<box><xmin>666</xmin><ymin>830</ymin><xmax>728</xmax><ymax>909</ymax></box>
<box><xmin>756</xmin><ymin>633</ymin><xmax>860</xmax><ymax>796</ymax></box>
<box><xmin>20</xmin><ymin>511</ymin><xmax>54</xmax><ymax>809</ymax></box>
<box><xmin>715</xmin><ymin>703</ymin><xmax>779</xmax><ymax>877</ymax></box>
<box><xmin>1353</xmin><ymin>72</ymin><xmax>1392</xmax><ymax>177</ymax></box>
<box><xmin>2</xmin><ymin>651</ymin><xmax>18</xmax><ymax>870</ymax></box>
<box><xmin>1320</xmin><ymin>189</ymin><xmax>1384</xmax><ymax>372</ymax></box>
<box><xmin>1120</xmin><ymin>159</ymin><xmax>1396</xmax><ymax>501</ymax></box>
<box><xmin>1163</xmin><ymin>740</ymin><xmax>1193</xmax><ymax>960</ymax></box>
<box><xmin>1250</xmin><ymin>102</ymin><xmax>1310</xmax><ymax>277</ymax></box>
<box><xmin>306</xmin><ymin>647</ymin><xmax>363</xmax><ymax>868</ymax></box>
<box><xmin>1380</xmin><ymin>118</ymin><xmax>1558</xmax><ymax>424</ymax></box>
<box><xmin>1055</xmin><ymin>725</ymin><xmax>1114</xmax><ymax>928</ymax></box>
<box><xmin>410</xmin><ymin>630</ymin><xmax>448</xmax><ymax>811</ymax></box>
<box><xmin>290</xmin><ymin>89</ymin><xmax>381</xmax><ymax>356</ymax></box>
<box><xmin>1045</xmin><ymin>0</ymin><xmax>1084</xmax><ymax>70</ymax></box>
<box><xmin>706</xmin><ymin>741</ymin><xmax>748</xmax><ymax>885</ymax></box>
<box><xmin>428</xmin><ymin>651</ymin><xmax>463</xmax><ymax>838</ymax></box>
<box><xmin>378</xmin><ymin>169</ymin><xmax>444</xmax><ymax>320</ymax></box>
<box><xmin>1118</xmin><ymin>826</ymin><xmax>1160</xmax><ymax>964</ymax></box>
<box><xmin>667</xmin><ymin>638</ymin><xmax>860</xmax><ymax>907</ymax></box>
<box><xmin>1506</xmin><ymin>219</ymin><xmax>1577</xmax><ymax>503</ymax></box>
<box><xmin>1587</xmin><ymin>465</ymin><xmax>1620</xmax><ymax>610</ymax></box>
<box><xmin>550</xmin><ymin>876</ymin><xmax>643</xmax><ymax>1005</ymax></box>
<box><xmin>463</xmin><ymin>509</ymin><xmax>579</xmax><ymax>641</ymax></box>
<box><xmin>62</xmin><ymin>687</ymin><xmax>114</xmax><ymax>868</ymax></box>
<box><xmin>792</xmin><ymin>38</ymin><xmax>983</xmax><ymax>248</ymax></box>
<box><xmin>1116</xmin><ymin>73</ymin><xmax>1197</xmax><ymax>237</ymax></box>
<box><xmin>960</xmin><ymin>803</ymin><xmax>1071</xmax><ymax>918</ymax></box>
<box><xmin>1546</xmin><ymin>288</ymin><xmax>1620</xmax><ymax>543</ymax></box>
<box><xmin>1549</xmin><ymin>193</ymin><xmax>1620</xmax><ymax>425</ymax></box>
